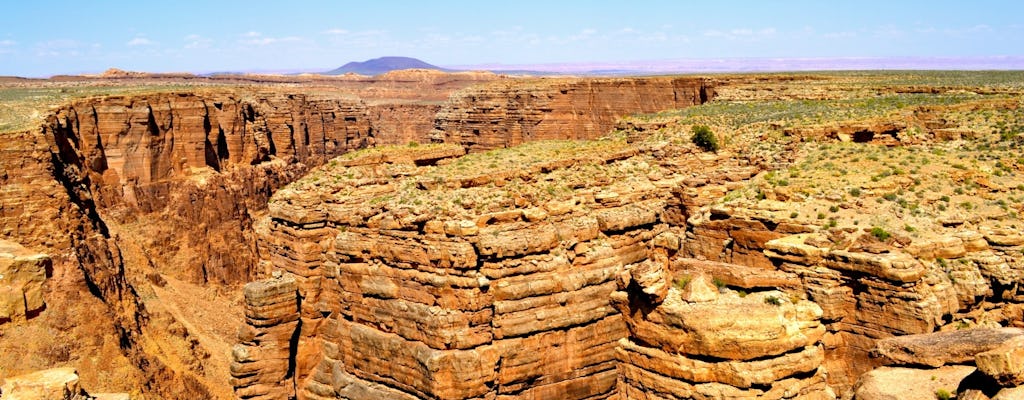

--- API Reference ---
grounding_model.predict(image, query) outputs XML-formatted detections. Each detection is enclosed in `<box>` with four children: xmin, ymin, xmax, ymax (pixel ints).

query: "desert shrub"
<box><xmin>674</xmin><ymin>274</ymin><xmax>692</xmax><ymax>289</ymax></box>
<box><xmin>935</xmin><ymin>388</ymin><xmax>952</xmax><ymax>400</ymax></box>
<box><xmin>691</xmin><ymin>125</ymin><xmax>719</xmax><ymax>152</ymax></box>
<box><xmin>870</xmin><ymin>226</ymin><xmax>891</xmax><ymax>241</ymax></box>
<box><xmin>764</xmin><ymin>295</ymin><xmax>783</xmax><ymax>306</ymax></box>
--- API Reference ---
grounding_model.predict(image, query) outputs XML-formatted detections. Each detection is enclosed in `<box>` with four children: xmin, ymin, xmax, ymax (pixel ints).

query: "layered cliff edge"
<box><xmin>0</xmin><ymin>75</ymin><xmax>714</xmax><ymax>398</ymax></box>
<box><xmin>245</xmin><ymin>75</ymin><xmax>1024</xmax><ymax>399</ymax></box>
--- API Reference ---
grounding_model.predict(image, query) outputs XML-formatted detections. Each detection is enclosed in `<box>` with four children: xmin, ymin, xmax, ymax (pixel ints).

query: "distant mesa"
<box><xmin>324</xmin><ymin>56</ymin><xmax>451</xmax><ymax>76</ymax></box>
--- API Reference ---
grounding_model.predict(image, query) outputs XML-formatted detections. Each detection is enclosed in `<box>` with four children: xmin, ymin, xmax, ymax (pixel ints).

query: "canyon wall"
<box><xmin>0</xmin><ymin>74</ymin><xmax>720</xmax><ymax>398</ymax></box>
<box><xmin>246</xmin><ymin>135</ymin><xmax>828</xmax><ymax>399</ymax></box>
<box><xmin>44</xmin><ymin>91</ymin><xmax>374</xmax><ymax>284</ymax></box>
<box><xmin>433</xmin><ymin>77</ymin><xmax>713</xmax><ymax>151</ymax></box>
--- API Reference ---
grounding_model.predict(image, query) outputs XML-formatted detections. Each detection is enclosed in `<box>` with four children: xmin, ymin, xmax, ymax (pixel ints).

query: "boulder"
<box><xmin>874</xmin><ymin>328</ymin><xmax>1024</xmax><ymax>367</ymax></box>
<box><xmin>0</xmin><ymin>368</ymin><xmax>89</xmax><ymax>400</ymax></box>
<box><xmin>853</xmin><ymin>365</ymin><xmax>975</xmax><ymax>400</ymax></box>
<box><xmin>976</xmin><ymin>336</ymin><xmax>1024</xmax><ymax>386</ymax></box>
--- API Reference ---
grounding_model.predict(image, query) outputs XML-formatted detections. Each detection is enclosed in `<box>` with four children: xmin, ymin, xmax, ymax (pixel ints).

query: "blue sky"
<box><xmin>1</xmin><ymin>1</ymin><xmax>1021</xmax><ymax>77</ymax></box>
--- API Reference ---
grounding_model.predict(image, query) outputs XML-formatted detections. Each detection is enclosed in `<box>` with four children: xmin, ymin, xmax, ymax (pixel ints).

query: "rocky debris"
<box><xmin>433</xmin><ymin>77</ymin><xmax>713</xmax><ymax>152</ymax></box>
<box><xmin>230</xmin><ymin>276</ymin><xmax>299</xmax><ymax>400</ymax></box>
<box><xmin>0</xmin><ymin>239</ymin><xmax>50</xmax><ymax>324</ymax></box>
<box><xmin>0</xmin><ymin>367</ymin><xmax>129</xmax><ymax>400</ymax></box>
<box><xmin>853</xmin><ymin>365</ymin><xmax>975</xmax><ymax>400</ymax></box>
<box><xmin>874</xmin><ymin>328</ymin><xmax>1024</xmax><ymax>368</ymax></box>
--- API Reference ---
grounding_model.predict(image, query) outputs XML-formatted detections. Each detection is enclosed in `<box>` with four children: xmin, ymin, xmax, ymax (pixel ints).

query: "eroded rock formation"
<box><xmin>433</xmin><ymin>77</ymin><xmax>713</xmax><ymax>151</ymax></box>
<box><xmin>251</xmin><ymin>128</ymin><xmax>792</xmax><ymax>398</ymax></box>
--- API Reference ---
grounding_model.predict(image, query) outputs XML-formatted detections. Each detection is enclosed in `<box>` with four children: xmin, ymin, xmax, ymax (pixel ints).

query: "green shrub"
<box><xmin>935</xmin><ymin>388</ymin><xmax>953</xmax><ymax>400</ymax></box>
<box><xmin>849</xmin><ymin>187</ymin><xmax>862</xmax><ymax>197</ymax></box>
<box><xmin>870</xmin><ymin>226</ymin><xmax>891</xmax><ymax>241</ymax></box>
<box><xmin>691</xmin><ymin>125</ymin><xmax>719</xmax><ymax>152</ymax></box>
<box><xmin>764</xmin><ymin>295</ymin><xmax>783</xmax><ymax>306</ymax></box>
<box><xmin>674</xmin><ymin>275</ymin><xmax>692</xmax><ymax>290</ymax></box>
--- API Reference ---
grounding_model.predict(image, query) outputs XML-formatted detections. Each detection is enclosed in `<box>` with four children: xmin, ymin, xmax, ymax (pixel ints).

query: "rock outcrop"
<box><xmin>433</xmin><ymin>77</ymin><xmax>713</xmax><ymax>151</ymax></box>
<box><xmin>0</xmin><ymin>367</ymin><xmax>129</xmax><ymax>400</ymax></box>
<box><xmin>230</xmin><ymin>276</ymin><xmax>300</xmax><ymax>399</ymax></box>
<box><xmin>252</xmin><ymin>127</ymin><xmax>791</xmax><ymax>398</ymax></box>
<box><xmin>0</xmin><ymin>239</ymin><xmax>50</xmax><ymax>324</ymax></box>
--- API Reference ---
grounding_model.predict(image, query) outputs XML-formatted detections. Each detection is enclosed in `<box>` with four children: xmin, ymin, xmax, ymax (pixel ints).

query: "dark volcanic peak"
<box><xmin>325</xmin><ymin>56</ymin><xmax>450</xmax><ymax>76</ymax></box>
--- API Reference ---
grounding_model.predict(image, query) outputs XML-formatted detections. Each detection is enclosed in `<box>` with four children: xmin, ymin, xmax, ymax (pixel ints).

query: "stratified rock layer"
<box><xmin>433</xmin><ymin>77</ymin><xmax>713</xmax><ymax>151</ymax></box>
<box><xmin>45</xmin><ymin>92</ymin><xmax>374</xmax><ymax>284</ymax></box>
<box><xmin>231</xmin><ymin>276</ymin><xmax>300</xmax><ymax>399</ymax></box>
<box><xmin>254</xmin><ymin>129</ymin><xmax>801</xmax><ymax>399</ymax></box>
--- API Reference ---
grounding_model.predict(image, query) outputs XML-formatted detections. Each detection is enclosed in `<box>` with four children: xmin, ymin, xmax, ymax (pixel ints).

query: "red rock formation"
<box><xmin>251</xmin><ymin>135</ymin><xmax>776</xmax><ymax>399</ymax></box>
<box><xmin>433</xmin><ymin>77</ymin><xmax>714</xmax><ymax>151</ymax></box>
<box><xmin>44</xmin><ymin>92</ymin><xmax>374</xmax><ymax>284</ymax></box>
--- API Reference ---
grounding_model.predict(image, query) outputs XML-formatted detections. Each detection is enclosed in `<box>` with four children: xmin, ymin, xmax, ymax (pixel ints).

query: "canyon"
<box><xmin>1</xmin><ymin>70</ymin><xmax>1023</xmax><ymax>399</ymax></box>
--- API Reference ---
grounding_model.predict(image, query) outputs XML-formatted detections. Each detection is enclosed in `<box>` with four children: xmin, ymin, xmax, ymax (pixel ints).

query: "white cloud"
<box><xmin>239</xmin><ymin>31</ymin><xmax>302</xmax><ymax>46</ymax></box>
<box><xmin>703</xmin><ymin>27</ymin><xmax>776</xmax><ymax>40</ymax></box>
<box><xmin>823</xmin><ymin>31</ymin><xmax>857</xmax><ymax>39</ymax></box>
<box><xmin>184</xmin><ymin>34</ymin><xmax>212</xmax><ymax>49</ymax></box>
<box><xmin>0</xmin><ymin>39</ymin><xmax>16</xmax><ymax>46</ymax></box>
<box><xmin>323</xmin><ymin>28</ymin><xmax>348</xmax><ymax>35</ymax></box>
<box><xmin>127</xmin><ymin>37</ymin><xmax>155</xmax><ymax>46</ymax></box>
<box><xmin>34</xmin><ymin>39</ymin><xmax>82</xmax><ymax>57</ymax></box>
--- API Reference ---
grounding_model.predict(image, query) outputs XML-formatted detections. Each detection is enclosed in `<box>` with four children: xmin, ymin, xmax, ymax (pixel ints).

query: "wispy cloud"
<box><xmin>322</xmin><ymin>28</ymin><xmax>348</xmax><ymax>35</ymax></box>
<box><xmin>0</xmin><ymin>39</ymin><xmax>14</xmax><ymax>54</ymax></box>
<box><xmin>184</xmin><ymin>34</ymin><xmax>212</xmax><ymax>49</ymax></box>
<box><xmin>34</xmin><ymin>39</ymin><xmax>83</xmax><ymax>57</ymax></box>
<box><xmin>239</xmin><ymin>31</ymin><xmax>302</xmax><ymax>46</ymax></box>
<box><xmin>703</xmin><ymin>27</ymin><xmax>776</xmax><ymax>40</ymax></box>
<box><xmin>127</xmin><ymin>37</ymin><xmax>155</xmax><ymax>46</ymax></box>
<box><xmin>823</xmin><ymin>31</ymin><xmax>857</xmax><ymax>39</ymax></box>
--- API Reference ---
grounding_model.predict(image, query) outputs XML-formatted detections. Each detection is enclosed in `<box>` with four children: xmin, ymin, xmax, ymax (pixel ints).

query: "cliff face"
<box><xmin>433</xmin><ymin>77</ymin><xmax>713</xmax><ymax>151</ymax></box>
<box><xmin>247</xmin><ymin>135</ymin><xmax>805</xmax><ymax>399</ymax></box>
<box><xmin>0</xmin><ymin>90</ymin><xmax>378</xmax><ymax>397</ymax></box>
<box><xmin>44</xmin><ymin>92</ymin><xmax>374</xmax><ymax>284</ymax></box>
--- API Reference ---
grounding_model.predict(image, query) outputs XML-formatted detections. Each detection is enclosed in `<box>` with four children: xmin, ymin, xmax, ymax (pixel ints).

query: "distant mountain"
<box><xmin>324</xmin><ymin>56</ymin><xmax>450</xmax><ymax>76</ymax></box>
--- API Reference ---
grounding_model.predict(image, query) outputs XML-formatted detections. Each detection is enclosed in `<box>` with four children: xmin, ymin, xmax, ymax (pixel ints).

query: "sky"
<box><xmin>0</xmin><ymin>1</ymin><xmax>1022</xmax><ymax>77</ymax></box>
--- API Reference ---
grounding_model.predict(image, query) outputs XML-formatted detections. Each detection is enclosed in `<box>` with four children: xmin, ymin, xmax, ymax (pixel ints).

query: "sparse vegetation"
<box><xmin>870</xmin><ymin>227</ymin><xmax>891</xmax><ymax>241</ymax></box>
<box><xmin>690</xmin><ymin>124</ymin><xmax>719</xmax><ymax>152</ymax></box>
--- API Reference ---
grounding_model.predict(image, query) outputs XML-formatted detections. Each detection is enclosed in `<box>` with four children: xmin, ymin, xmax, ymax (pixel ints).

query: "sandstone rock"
<box><xmin>628</xmin><ymin>258</ymin><xmax>671</xmax><ymax>302</ymax></box>
<box><xmin>232</xmin><ymin>276</ymin><xmax>300</xmax><ymax>399</ymax></box>
<box><xmin>874</xmin><ymin>328</ymin><xmax>1024</xmax><ymax>367</ymax></box>
<box><xmin>853</xmin><ymin>365</ymin><xmax>975</xmax><ymax>400</ymax></box>
<box><xmin>993</xmin><ymin>386</ymin><xmax>1024</xmax><ymax>400</ymax></box>
<box><xmin>0</xmin><ymin>239</ymin><xmax>50</xmax><ymax>323</ymax></box>
<box><xmin>623</xmin><ymin>289</ymin><xmax>825</xmax><ymax>361</ymax></box>
<box><xmin>677</xmin><ymin>273</ymin><xmax>719</xmax><ymax>303</ymax></box>
<box><xmin>435</xmin><ymin>77</ymin><xmax>713</xmax><ymax>152</ymax></box>
<box><xmin>824</xmin><ymin>249</ymin><xmax>925</xmax><ymax>283</ymax></box>
<box><xmin>617</xmin><ymin>338</ymin><xmax>824</xmax><ymax>388</ymax></box>
<box><xmin>0</xmin><ymin>368</ymin><xmax>90</xmax><ymax>400</ymax></box>
<box><xmin>976</xmin><ymin>336</ymin><xmax>1024</xmax><ymax>386</ymax></box>
<box><xmin>673</xmin><ymin>257</ymin><xmax>801</xmax><ymax>290</ymax></box>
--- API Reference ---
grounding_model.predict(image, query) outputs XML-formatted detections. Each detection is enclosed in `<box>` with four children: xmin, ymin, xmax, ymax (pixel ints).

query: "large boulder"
<box><xmin>853</xmin><ymin>365</ymin><xmax>975</xmax><ymax>400</ymax></box>
<box><xmin>874</xmin><ymin>328</ymin><xmax>1024</xmax><ymax>367</ymax></box>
